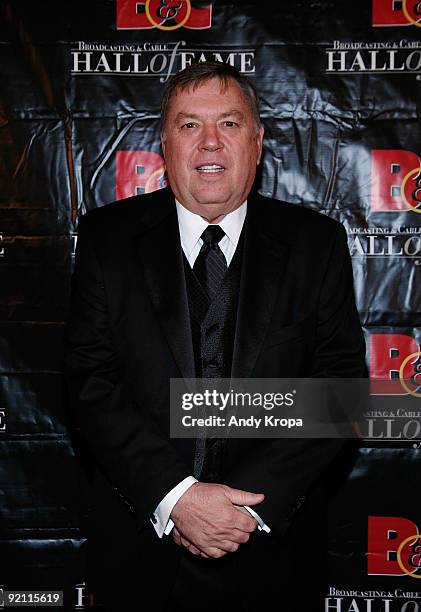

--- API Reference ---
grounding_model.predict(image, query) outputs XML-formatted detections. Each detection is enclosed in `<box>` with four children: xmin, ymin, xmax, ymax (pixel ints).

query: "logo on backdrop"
<box><xmin>373</xmin><ymin>0</ymin><xmax>421</xmax><ymax>27</ymax></box>
<box><xmin>116</xmin><ymin>150</ymin><xmax>167</xmax><ymax>200</ymax></box>
<box><xmin>347</xmin><ymin>151</ymin><xmax>421</xmax><ymax>265</ymax></box>
<box><xmin>371</xmin><ymin>150</ymin><xmax>421</xmax><ymax>213</ymax></box>
<box><xmin>369</xmin><ymin>332</ymin><xmax>421</xmax><ymax>395</ymax></box>
<box><xmin>347</xmin><ymin>227</ymin><xmax>421</xmax><ymax>264</ymax></box>
<box><xmin>71</xmin><ymin>233</ymin><xmax>78</xmax><ymax>258</ymax></box>
<box><xmin>71</xmin><ymin>41</ymin><xmax>255</xmax><ymax>82</ymax></box>
<box><xmin>325</xmin><ymin>40</ymin><xmax>421</xmax><ymax>78</ymax></box>
<box><xmin>0</xmin><ymin>408</ymin><xmax>6</xmax><ymax>432</ymax></box>
<box><xmin>325</xmin><ymin>587</ymin><xmax>421</xmax><ymax>610</ymax></box>
<box><xmin>74</xmin><ymin>582</ymin><xmax>97</xmax><ymax>609</ymax></box>
<box><xmin>364</xmin><ymin>333</ymin><xmax>421</xmax><ymax>443</ymax></box>
<box><xmin>368</xmin><ymin>517</ymin><xmax>421</xmax><ymax>578</ymax></box>
<box><xmin>116</xmin><ymin>0</ymin><xmax>212</xmax><ymax>30</ymax></box>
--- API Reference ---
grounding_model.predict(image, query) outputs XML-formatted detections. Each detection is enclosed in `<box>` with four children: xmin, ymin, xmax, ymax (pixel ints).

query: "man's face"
<box><xmin>161</xmin><ymin>77</ymin><xmax>264</xmax><ymax>222</ymax></box>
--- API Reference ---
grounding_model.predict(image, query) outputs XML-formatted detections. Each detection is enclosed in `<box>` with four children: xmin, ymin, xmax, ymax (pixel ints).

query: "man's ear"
<box><xmin>256</xmin><ymin>124</ymin><xmax>264</xmax><ymax>165</ymax></box>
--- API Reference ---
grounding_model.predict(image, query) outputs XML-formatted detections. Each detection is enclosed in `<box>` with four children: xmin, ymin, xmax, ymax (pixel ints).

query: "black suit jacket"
<box><xmin>64</xmin><ymin>187</ymin><xmax>366</xmax><ymax>610</ymax></box>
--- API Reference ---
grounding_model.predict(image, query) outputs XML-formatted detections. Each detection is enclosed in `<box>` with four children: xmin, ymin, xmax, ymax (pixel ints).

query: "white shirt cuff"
<box><xmin>150</xmin><ymin>476</ymin><xmax>198</xmax><ymax>538</ymax></box>
<box><xmin>243</xmin><ymin>505</ymin><xmax>271</xmax><ymax>533</ymax></box>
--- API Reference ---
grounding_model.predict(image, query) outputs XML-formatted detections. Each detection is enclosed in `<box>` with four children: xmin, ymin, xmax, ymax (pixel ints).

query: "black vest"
<box><xmin>183</xmin><ymin>231</ymin><xmax>244</xmax><ymax>480</ymax></box>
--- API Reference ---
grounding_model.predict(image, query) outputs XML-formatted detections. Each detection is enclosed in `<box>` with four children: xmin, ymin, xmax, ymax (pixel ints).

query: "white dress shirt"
<box><xmin>150</xmin><ymin>199</ymin><xmax>271</xmax><ymax>537</ymax></box>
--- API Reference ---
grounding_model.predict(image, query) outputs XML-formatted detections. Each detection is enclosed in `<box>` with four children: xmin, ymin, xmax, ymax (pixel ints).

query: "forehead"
<box><xmin>167</xmin><ymin>77</ymin><xmax>251</xmax><ymax>116</ymax></box>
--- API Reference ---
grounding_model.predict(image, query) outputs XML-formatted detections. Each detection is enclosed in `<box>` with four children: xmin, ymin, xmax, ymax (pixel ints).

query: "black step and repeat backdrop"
<box><xmin>1</xmin><ymin>1</ymin><xmax>421</xmax><ymax>609</ymax></box>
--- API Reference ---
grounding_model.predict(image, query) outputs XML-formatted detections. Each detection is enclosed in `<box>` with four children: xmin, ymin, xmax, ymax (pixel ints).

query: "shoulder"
<box><xmin>78</xmin><ymin>188</ymin><xmax>175</xmax><ymax>236</ymax></box>
<box><xmin>250</xmin><ymin>192</ymin><xmax>342</xmax><ymax>232</ymax></box>
<box><xmin>249</xmin><ymin>192</ymin><xmax>345</xmax><ymax>245</ymax></box>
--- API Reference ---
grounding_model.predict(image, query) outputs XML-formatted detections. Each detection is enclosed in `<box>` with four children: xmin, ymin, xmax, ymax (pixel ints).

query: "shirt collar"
<box><xmin>175</xmin><ymin>199</ymin><xmax>247</xmax><ymax>260</ymax></box>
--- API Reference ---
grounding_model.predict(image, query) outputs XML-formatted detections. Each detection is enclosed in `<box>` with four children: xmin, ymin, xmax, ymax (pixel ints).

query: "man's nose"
<box><xmin>199</xmin><ymin>124</ymin><xmax>222</xmax><ymax>151</ymax></box>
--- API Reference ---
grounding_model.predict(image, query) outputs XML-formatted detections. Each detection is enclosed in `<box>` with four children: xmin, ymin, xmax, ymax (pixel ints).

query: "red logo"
<box><xmin>116</xmin><ymin>151</ymin><xmax>167</xmax><ymax>200</ymax></box>
<box><xmin>370</xmin><ymin>333</ymin><xmax>421</xmax><ymax>395</ymax></box>
<box><xmin>368</xmin><ymin>516</ymin><xmax>421</xmax><ymax>578</ymax></box>
<box><xmin>373</xmin><ymin>0</ymin><xmax>421</xmax><ymax>27</ymax></box>
<box><xmin>116</xmin><ymin>0</ymin><xmax>212</xmax><ymax>30</ymax></box>
<box><xmin>371</xmin><ymin>150</ymin><xmax>421</xmax><ymax>213</ymax></box>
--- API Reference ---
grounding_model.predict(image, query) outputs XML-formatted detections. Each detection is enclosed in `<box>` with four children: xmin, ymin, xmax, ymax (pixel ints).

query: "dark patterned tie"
<box><xmin>193</xmin><ymin>225</ymin><xmax>227</xmax><ymax>300</ymax></box>
<box><xmin>192</xmin><ymin>225</ymin><xmax>228</xmax><ymax>480</ymax></box>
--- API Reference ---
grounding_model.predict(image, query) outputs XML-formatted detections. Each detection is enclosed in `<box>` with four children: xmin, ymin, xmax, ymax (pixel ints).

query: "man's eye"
<box><xmin>181</xmin><ymin>122</ymin><xmax>197</xmax><ymax>129</ymax></box>
<box><xmin>223</xmin><ymin>121</ymin><xmax>238</xmax><ymax>127</ymax></box>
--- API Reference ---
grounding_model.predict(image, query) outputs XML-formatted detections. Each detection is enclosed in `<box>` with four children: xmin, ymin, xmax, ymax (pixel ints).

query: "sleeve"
<box><xmin>152</xmin><ymin>476</ymin><xmax>198</xmax><ymax>537</ymax></box>
<box><xmin>223</xmin><ymin>223</ymin><xmax>367</xmax><ymax>538</ymax></box>
<box><xmin>64</xmin><ymin>214</ymin><xmax>192</xmax><ymax>532</ymax></box>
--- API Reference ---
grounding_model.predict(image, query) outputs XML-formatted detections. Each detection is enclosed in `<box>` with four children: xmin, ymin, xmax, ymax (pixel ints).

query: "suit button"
<box><xmin>296</xmin><ymin>495</ymin><xmax>306</xmax><ymax>509</ymax></box>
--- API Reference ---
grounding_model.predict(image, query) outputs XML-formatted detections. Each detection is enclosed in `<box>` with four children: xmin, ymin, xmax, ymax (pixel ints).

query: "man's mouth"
<box><xmin>196</xmin><ymin>164</ymin><xmax>225</xmax><ymax>174</ymax></box>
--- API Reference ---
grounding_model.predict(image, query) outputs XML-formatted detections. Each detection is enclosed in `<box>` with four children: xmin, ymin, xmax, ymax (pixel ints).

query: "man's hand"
<box><xmin>172</xmin><ymin>505</ymin><xmax>259</xmax><ymax>558</ymax></box>
<box><xmin>170</xmin><ymin>482</ymin><xmax>264</xmax><ymax>558</ymax></box>
<box><xmin>172</xmin><ymin>526</ymin><xmax>203</xmax><ymax>556</ymax></box>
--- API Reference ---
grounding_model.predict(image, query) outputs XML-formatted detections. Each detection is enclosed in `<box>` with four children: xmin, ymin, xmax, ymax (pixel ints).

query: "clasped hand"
<box><xmin>170</xmin><ymin>482</ymin><xmax>264</xmax><ymax>559</ymax></box>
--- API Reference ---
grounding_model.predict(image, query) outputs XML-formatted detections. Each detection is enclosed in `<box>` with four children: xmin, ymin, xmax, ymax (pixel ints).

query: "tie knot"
<box><xmin>201</xmin><ymin>225</ymin><xmax>225</xmax><ymax>247</ymax></box>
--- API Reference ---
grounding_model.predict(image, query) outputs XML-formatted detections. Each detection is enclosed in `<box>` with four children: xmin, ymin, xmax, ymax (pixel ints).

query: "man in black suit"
<box><xmin>64</xmin><ymin>62</ymin><xmax>366</xmax><ymax>611</ymax></box>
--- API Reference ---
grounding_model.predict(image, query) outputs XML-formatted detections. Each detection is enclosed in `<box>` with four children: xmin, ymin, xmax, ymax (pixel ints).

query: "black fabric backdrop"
<box><xmin>1</xmin><ymin>1</ymin><xmax>421</xmax><ymax>609</ymax></box>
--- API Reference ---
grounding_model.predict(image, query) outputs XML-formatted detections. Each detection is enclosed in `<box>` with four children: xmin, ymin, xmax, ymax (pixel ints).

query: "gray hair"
<box><xmin>160</xmin><ymin>61</ymin><xmax>261</xmax><ymax>134</ymax></box>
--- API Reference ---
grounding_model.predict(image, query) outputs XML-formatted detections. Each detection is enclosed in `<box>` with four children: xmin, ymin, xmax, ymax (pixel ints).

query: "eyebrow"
<box><xmin>175</xmin><ymin>110</ymin><xmax>245</xmax><ymax>122</ymax></box>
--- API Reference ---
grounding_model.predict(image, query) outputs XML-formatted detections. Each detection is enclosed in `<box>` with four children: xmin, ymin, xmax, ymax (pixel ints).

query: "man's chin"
<box><xmin>175</xmin><ymin>188</ymin><xmax>243</xmax><ymax>220</ymax></box>
<box><xmin>194</xmin><ymin>201</ymin><xmax>242</xmax><ymax>223</ymax></box>
<box><xmin>192</xmin><ymin>189</ymin><xmax>238</xmax><ymax>210</ymax></box>
<box><xmin>194</xmin><ymin>196</ymin><xmax>233</xmax><ymax>210</ymax></box>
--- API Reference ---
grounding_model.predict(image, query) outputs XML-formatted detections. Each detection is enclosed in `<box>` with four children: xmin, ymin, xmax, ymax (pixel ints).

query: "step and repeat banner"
<box><xmin>0</xmin><ymin>0</ymin><xmax>420</xmax><ymax>609</ymax></box>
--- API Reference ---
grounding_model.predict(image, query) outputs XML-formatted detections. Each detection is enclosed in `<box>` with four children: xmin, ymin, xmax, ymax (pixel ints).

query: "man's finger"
<box><xmin>224</xmin><ymin>486</ymin><xmax>265</xmax><ymax>507</ymax></box>
<box><xmin>231</xmin><ymin>528</ymin><xmax>252</xmax><ymax>544</ymax></box>
<box><xmin>199</xmin><ymin>551</ymin><xmax>211</xmax><ymax>558</ymax></box>
<box><xmin>211</xmin><ymin>539</ymin><xmax>240</xmax><ymax>553</ymax></box>
<box><xmin>203</xmin><ymin>547</ymin><xmax>228</xmax><ymax>559</ymax></box>
<box><xmin>175</xmin><ymin>529</ymin><xmax>203</xmax><ymax>556</ymax></box>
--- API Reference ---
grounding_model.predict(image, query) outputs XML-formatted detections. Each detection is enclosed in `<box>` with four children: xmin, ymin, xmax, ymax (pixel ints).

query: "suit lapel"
<box><xmin>134</xmin><ymin>190</ymin><xmax>195</xmax><ymax>379</ymax></box>
<box><xmin>231</xmin><ymin>194</ymin><xmax>289</xmax><ymax>378</ymax></box>
<box><xmin>132</xmin><ymin>188</ymin><xmax>288</xmax><ymax>381</ymax></box>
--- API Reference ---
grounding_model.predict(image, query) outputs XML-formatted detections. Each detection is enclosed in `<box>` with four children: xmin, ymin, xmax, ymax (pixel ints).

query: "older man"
<box><xmin>65</xmin><ymin>62</ymin><xmax>366</xmax><ymax>611</ymax></box>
